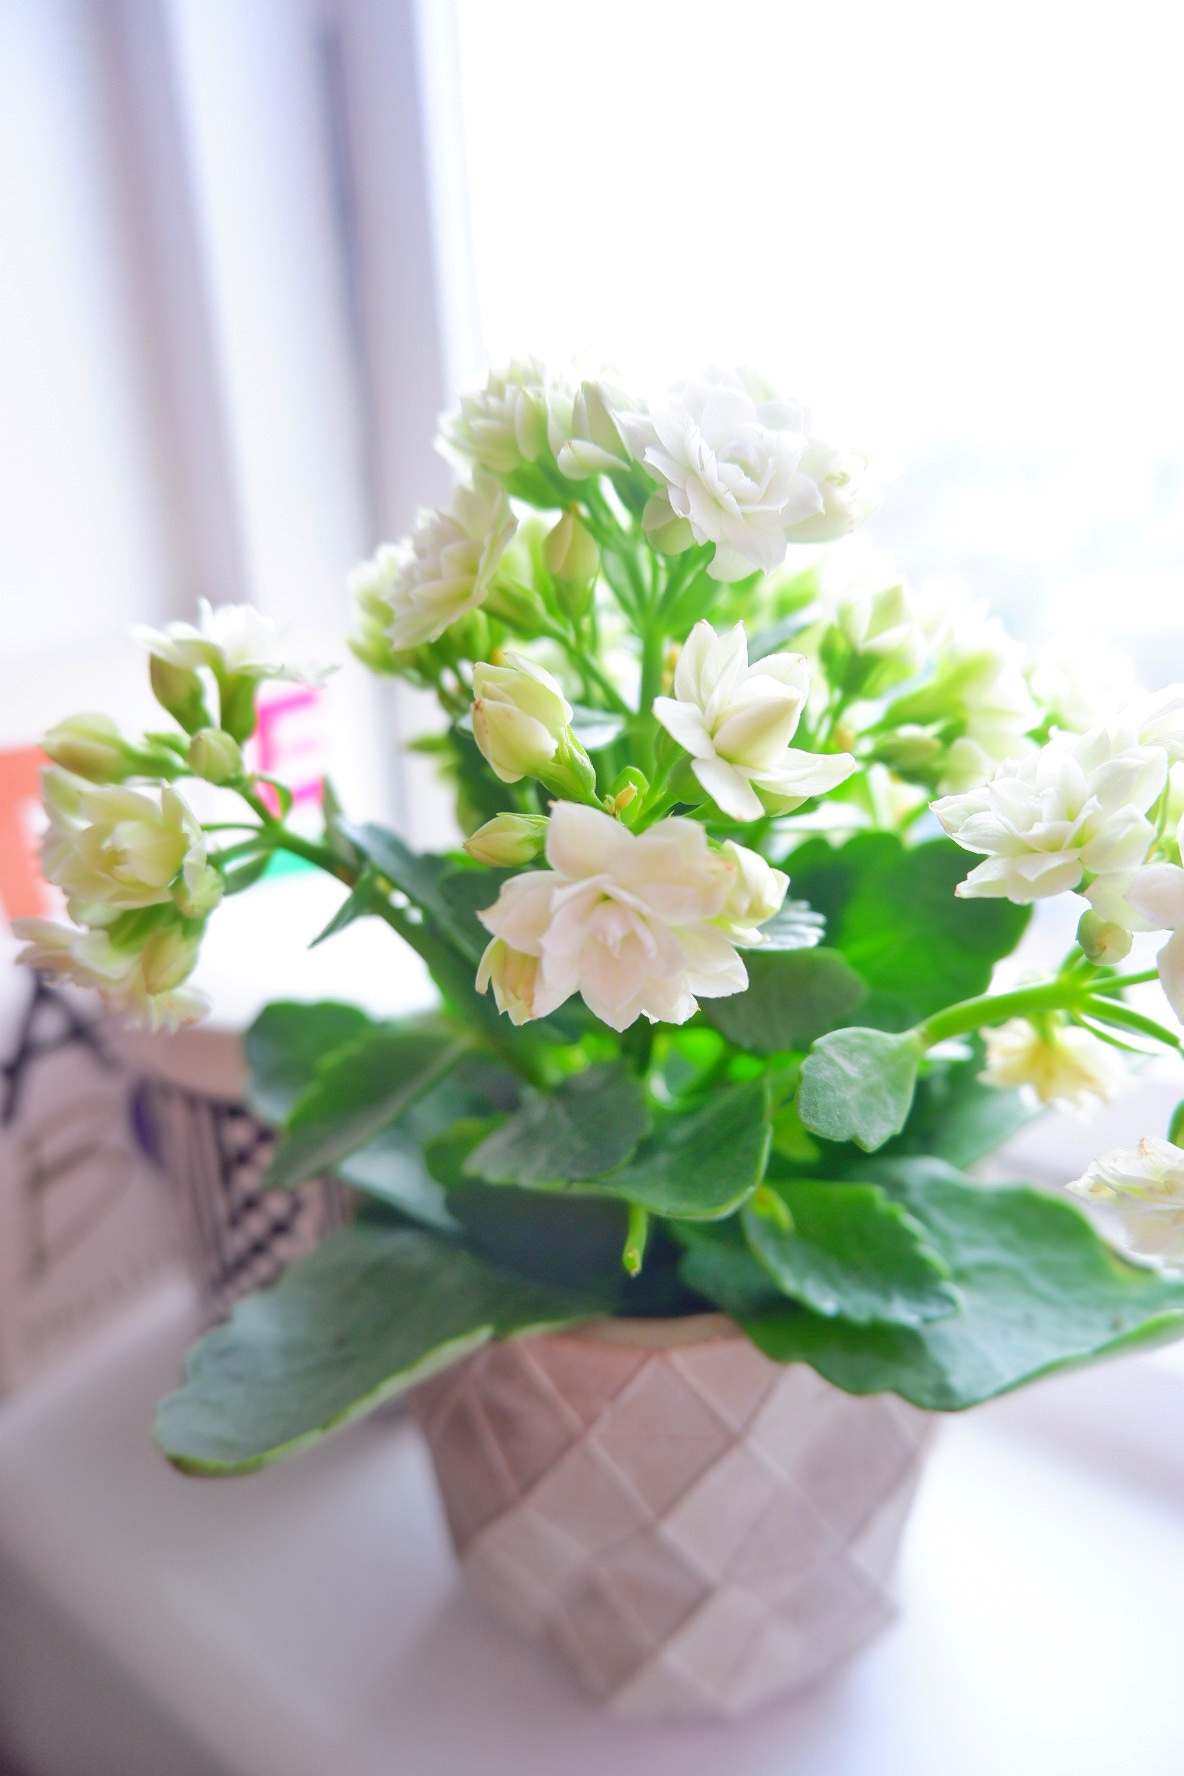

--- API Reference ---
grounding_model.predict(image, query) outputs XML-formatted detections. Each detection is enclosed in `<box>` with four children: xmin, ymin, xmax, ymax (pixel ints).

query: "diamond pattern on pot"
<box><xmin>412</xmin><ymin>1324</ymin><xmax>935</xmax><ymax>1719</ymax></box>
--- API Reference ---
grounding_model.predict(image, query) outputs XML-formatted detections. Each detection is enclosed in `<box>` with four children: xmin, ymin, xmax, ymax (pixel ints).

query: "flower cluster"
<box><xmin>933</xmin><ymin>708</ymin><xmax>1184</xmax><ymax>1017</ymax></box>
<box><xmin>476</xmin><ymin>802</ymin><xmax>785</xmax><ymax>1031</ymax></box>
<box><xmin>21</xmin><ymin>356</ymin><xmax>1184</xmax><ymax>1297</ymax></box>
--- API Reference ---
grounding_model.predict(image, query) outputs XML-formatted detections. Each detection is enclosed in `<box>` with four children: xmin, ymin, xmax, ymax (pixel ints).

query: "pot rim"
<box><xmin>550</xmin><ymin>1312</ymin><xmax>736</xmax><ymax>1351</ymax></box>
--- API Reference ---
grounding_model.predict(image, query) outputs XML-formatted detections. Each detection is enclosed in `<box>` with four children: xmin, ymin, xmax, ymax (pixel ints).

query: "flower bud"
<box><xmin>174</xmin><ymin>861</ymin><xmax>224</xmax><ymax>919</ymax></box>
<box><xmin>187</xmin><ymin>727</ymin><xmax>243</xmax><ymax>785</ymax></box>
<box><xmin>42</xmin><ymin>715</ymin><xmax>135</xmax><ymax>784</ymax></box>
<box><xmin>873</xmin><ymin>725</ymin><xmax>944</xmax><ymax>773</ymax></box>
<box><xmin>472</xmin><ymin>654</ymin><xmax>575</xmax><ymax>784</ymax></box>
<box><xmin>1076</xmin><ymin>909</ymin><xmax>1134</xmax><ymax>965</ymax></box>
<box><xmin>463</xmin><ymin>813</ymin><xmax>549</xmax><ymax>867</ymax></box>
<box><xmin>483</xmin><ymin>576</ymin><xmax>549</xmax><ymax>637</ymax></box>
<box><xmin>543</xmin><ymin>513</ymin><xmax>600</xmax><ymax>616</ymax></box>
<box><xmin>217</xmin><ymin>674</ymin><xmax>259</xmax><ymax>744</ymax></box>
<box><xmin>149</xmin><ymin>653</ymin><xmax>211</xmax><ymax>734</ymax></box>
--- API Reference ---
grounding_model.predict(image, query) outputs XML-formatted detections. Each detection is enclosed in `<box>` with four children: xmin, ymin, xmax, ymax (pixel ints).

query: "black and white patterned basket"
<box><xmin>131</xmin><ymin>1075</ymin><xmax>352</xmax><ymax>1319</ymax></box>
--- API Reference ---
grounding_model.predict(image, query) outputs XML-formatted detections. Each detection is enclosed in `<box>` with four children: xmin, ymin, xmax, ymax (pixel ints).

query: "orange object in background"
<box><xmin>0</xmin><ymin>747</ymin><xmax>49</xmax><ymax>924</ymax></box>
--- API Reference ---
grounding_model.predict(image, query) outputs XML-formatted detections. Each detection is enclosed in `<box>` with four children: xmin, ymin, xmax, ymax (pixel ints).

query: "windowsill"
<box><xmin>1</xmin><ymin>1280</ymin><xmax>1182</xmax><ymax>1776</ymax></box>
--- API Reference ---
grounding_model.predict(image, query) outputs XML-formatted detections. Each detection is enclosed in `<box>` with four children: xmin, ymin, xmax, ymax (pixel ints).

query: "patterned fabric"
<box><xmin>414</xmin><ymin>1326</ymin><xmax>935</xmax><ymax>1718</ymax></box>
<box><xmin>132</xmin><ymin>1077</ymin><xmax>351</xmax><ymax>1318</ymax></box>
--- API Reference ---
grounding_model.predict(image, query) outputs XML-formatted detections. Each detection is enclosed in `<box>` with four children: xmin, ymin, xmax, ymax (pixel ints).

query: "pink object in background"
<box><xmin>248</xmin><ymin>686</ymin><xmax>327</xmax><ymax>818</ymax></box>
<box><xmin>0</xmin><ymin>747</ymin><xmax>50</xmax><ymax>924</ymax></box>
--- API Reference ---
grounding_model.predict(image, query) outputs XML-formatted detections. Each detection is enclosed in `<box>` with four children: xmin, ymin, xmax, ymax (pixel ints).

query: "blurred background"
<box><xmin>4</xmin><ymin>0</ymin><xmax>1183</xmax><ymax>862</ymax></box>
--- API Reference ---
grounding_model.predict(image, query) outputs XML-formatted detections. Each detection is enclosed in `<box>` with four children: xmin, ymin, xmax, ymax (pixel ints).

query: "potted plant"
<box><xmin>16</xmin><ymin>363</ymin><xmax>1184</xmax><ymax>1718</ymax></box>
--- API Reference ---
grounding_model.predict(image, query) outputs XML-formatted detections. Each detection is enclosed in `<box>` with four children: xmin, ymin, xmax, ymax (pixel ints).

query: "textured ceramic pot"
<box><xmin>413</xmin><ymin>1314</ymin><xmax>935</xmax><ymax>1718</ymax></box>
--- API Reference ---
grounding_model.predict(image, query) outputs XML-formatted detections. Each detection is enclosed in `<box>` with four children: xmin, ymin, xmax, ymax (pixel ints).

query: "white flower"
<box><xmin>1068</xmin><ymin>1137</ymin><xmax>1184</xmax><ymax>1271</ymax></box>
<box><xmin>13</xmin><ymin>917</ymin><xmax>208</xmax><ymax>1031</ymax></box>
<box><xmin>42</xmin><ymin>778</ymin><xmax>212</xmax><ymax>926</ymax></box>
<box><xmin>1029</xmin><ymin>635</ymin><xmax>1137</xmax><ymax>734</ymax></box>
<box><xmin>653</xmin><ymin>620</ymin><xmax>856</xmax><ymax>821</ymax></box>
<box><xmin>472</xmin><ymin>653</ymin><xmax>574</xmax><ymax>784</ymax></box>
<box><xmin>440</xmin><ymin>358</ymin><xmax>561</xmax><ymax>476</ymax></box>
<box><xmin>1130</xmin><ymin>683</ymin><xmax>1184</xmax><ymax>761</ymax></box>
<box><xmin>981</xmin><ymin>1019</ymin><xmax>1126</xmax><ymax>1111</ymax></box>
<box><xmin>619</xmin><ymin>368</ymin><xmax>876</xmax><ymax>583</ymax></box>
<box><xmin>716</xmin><ymin>841</ymin><xmax>789</xmax><ymax>945</ymax></box>
<box><xmin>475</xmin><ymin>803</ymin><xmax>757</xmax><ymax>1031</ymax></box>
<box><xmin>1125</xmin><ymin>819</ymin><xmax>1184</xmax><ymax>1020</ymax></box>
<box><xmin>783</xmin><ymin>438</ymin><xmax>881</xmax><ymax>545</ymax></box>
<box><xmin>382</xmin><ymin>474</ymin><xmax>517</xmax><ymax>651</ymax></box>
<box><xmin>134</xmin><ymin>600</ymin><xmax>327</xmax><ymax>685</ymax></box>
<box><xmin>932</xmin><ymin>726</ymin><xmax>1165</xmax><ymax>905</ymax></box>
<box><xmin>553</xmin><ymin>377</ymin><xmax>634</xmax><ymax>480</ymax></box>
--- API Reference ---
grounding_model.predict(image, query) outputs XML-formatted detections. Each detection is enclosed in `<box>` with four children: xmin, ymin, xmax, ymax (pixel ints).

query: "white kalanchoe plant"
<box><xmin>15</xmin><ymin>357</ymin><xmax>1184</xmax><ymax>1481</ymax></box>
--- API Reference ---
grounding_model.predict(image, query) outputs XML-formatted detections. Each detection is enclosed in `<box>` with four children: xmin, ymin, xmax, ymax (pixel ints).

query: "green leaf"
<box><xmin>264</xmin><ymin>1022</ymin><xmax>467</xmax><ymax>1191</ymax></box>
<box><xmin>702</xmin><ymin>948</ymin><xmax>866</xmax><ymax>1055</ymax></box>
<box><xmin>788</xmin><ymin>834</ymin><xmax>1030</xmax><ymax>1029</ymax></box>
<box><xmin>597</xmin><ymin>1079</ymin><xmax>771</xmax><ymax>1219</ymax></box>
<box><xmin>245</xmin><ymin>1000</ymin><xmax>373</xmax><ymax>1126</ymax></box>
<box><xmin>339</xmin><ymin>821</ymin><xmax>483</xmax><ymax>961</ymax></box>
<box><xmin>308</xmin><ymin>871</ymin><xmax>385</xmax><ymax>948</ymax></box>
<box><xmin>154</xmin><ymin>1224</ymin><xmax>598</xmax><ymax>1475</ymax></box>
<box><xmin>334</xmin><ymin>1058</ymin><xmax>519</xmax><ymax>1232</ymax></box>
<box><xmin>699</xmin><ymin>1161</ymin><xmax>1184</xmax><ymax>1411</ymax></box>
<box><xmin>743</xmin><ymin>1181</ymin><xmax>958</xmax><ymax>1327</ymax></box>
<box><xmin>797</xmin><ymin>1026</ymin><xmax>924</xmax><ymax>1151</ymax></box>
<box><xmin>465</xmin><ymin>1064</ymin><xmax>650</xmax><ymax>1186</ymax></box>
<box><xmin>335</xmin><ymin>1126</ymin><xmax>456</xmax><ymax>1230</ymax></box>
<box><xmin>219</xmin><ymin>849</ymin><xmax>274</xmax><ymax>896</ymax></box>
<box><xmin>422</xmin><ymin>1117</ymin><xmax>631</xmax><ymax>1289</ymax></box>
<box><xmin>753</xmin><ymin>898</ymin><xmax>827</xmax><ymax>952</ymax></box>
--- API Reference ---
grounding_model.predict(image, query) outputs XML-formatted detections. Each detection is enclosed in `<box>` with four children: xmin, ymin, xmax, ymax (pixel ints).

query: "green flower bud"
<box><xmin>42</xmin><ymin>714</ymin><xmax>136</xmax><ymax>784</ymax></box>
<box><xmin>543</xmin><ymin>513</ymin><xmax>600</xmax><ymax>620</ymax></box>
<box><xmin>1076</xmin><ymin>910</ymin><xmax>1133</xmax><ymax>965</ymax></box>
<box><xmin>217</xmin><ymin>673</ymin><xmax>259</xmax><ymax>744</ymax></box>
<box><xmin>174</xmin><ymin>861</ymin><xmax>224</xmax><ymax>919</ymax></box>
<box><xmin>463</xmin><ymin>813</ymin><xmax>549</xmax><ymax>867</ymax></box>
<box><xmin>150</xmin><ymin>654</ymin><xmax>211</xmax><ymax>733</ymax></box>
<box><xmin>187</xmin><ymin>727</ymin><xmax>243</xmax><ymax>785</ymax></box>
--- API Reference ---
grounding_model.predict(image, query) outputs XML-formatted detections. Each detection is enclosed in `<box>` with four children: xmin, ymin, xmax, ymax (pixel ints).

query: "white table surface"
<box><xmin>2</xmin><ymin>1279</ymin><xmax>1184</xmax><ymax>1776</ymax></box>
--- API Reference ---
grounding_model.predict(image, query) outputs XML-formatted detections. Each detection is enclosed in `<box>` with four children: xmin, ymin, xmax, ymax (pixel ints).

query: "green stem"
<box><xmin>537</xmin><ymin>620</ymin><xmax>630</xmax><ymax>714</ymax></box>
<box><xmin>919</xmin><ymin>978</ymin><xmax>1099</xmax><ymax>1048</ymax></box>
<box><xmin>639</xmin><ymin>622</ymin><xmax>665</xmax><ymax>713</ymax></box>
<box><xmin>623</xmin><ymin>1203</ymin><xmax>650</xmax><ymax>1277</ymax></box>
<box><xmin>1079</xmin><ymin>995</ymin><xmax>1183</xmax><ymax>1051</ymax></box>
<box><xmin>1089</xmin><ymin>969</ymin><xmax>1161</xmax><ymax>993</ymax></box>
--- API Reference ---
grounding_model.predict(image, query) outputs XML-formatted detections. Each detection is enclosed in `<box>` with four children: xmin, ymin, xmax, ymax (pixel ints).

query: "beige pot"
<box><xmin>413</xmin><ymin>1315</ymin><xmax>936</xmax><ymax>1719</ymax></box>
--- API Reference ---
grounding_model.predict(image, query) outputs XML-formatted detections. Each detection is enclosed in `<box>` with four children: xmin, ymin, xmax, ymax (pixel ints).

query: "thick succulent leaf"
<box><xmin>597</xmin><ymin>1078</ymin><xmax>771</xmax><ymax>1219</ymax></box>
<box><xmin>742</xmin><ymin>1180</ymin><xmax>958</xmax><ymax>1327</ymax></box>
<box><xmin>750</xmin><ymin>898</ymin><xmax>826</xmax><ymax>952</ymax></box>
<box><xmin>334</xmin><ymin>1058</ymin><xmax>520</xmax><ymax>1231</ymax></box>
<box><xmin>245</xmin><ymin>1000</ymin><xmax>373</xmax><ymax>1126</ymax></box>
<box><xmin>702</xmin><ymin>948</ymin><xmax>867</xmax><ymax>1055</ymax></box>
<box><xmin>421</xmin><ymin>1117</ymin><xmax>631</xmax><ymax>1289</ymax></box>
<box><xmin>787</xmin><ymin>834</ymin><xmax>1030</xmax><ymax>1029</ymax></box>
<box><xmin>264</xmin><ymin>1022</ymin><xmax>466</xmax><ymax>1191</ymax></box>
<box><xmin>154</xmin><ymin>1224</ymin><xmax>599</xmax><ymax>1475</ymax></box>
<box><xmin>465</xmin><ymin>1064</ymin><xmax>650</xmax><ymax>1185</ymax></box>
<box><xmin>798</xmin><ymin>1027</ymin><xmax>924</xmax><ymax>1151</ymax></box>
<box><xmin>685</xmin><ymin>1162</ymin><xmax>1184</xmax><ymax>1410</ymax></box>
